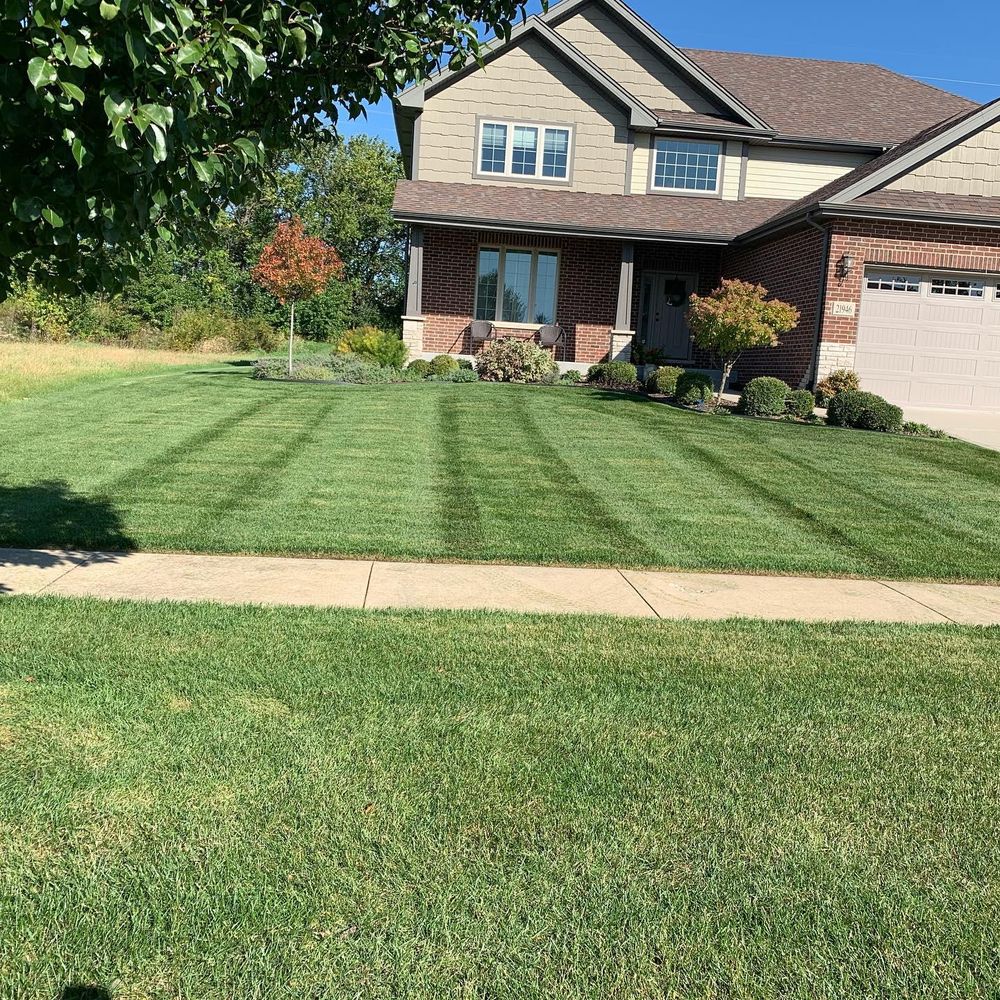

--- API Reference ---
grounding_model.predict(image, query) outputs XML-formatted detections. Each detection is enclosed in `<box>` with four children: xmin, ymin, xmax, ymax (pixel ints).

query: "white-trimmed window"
<box><xmin>475</xmin><ymin>247</ymin><xmax>559</xmax><ymax>324</ymax></box>
<box><xmin>930</xmin><ymin>277</ymin><xmax>985</xmax><ymax>298</ymax></box>
<box><xmin>651</xmin><ymin>138</ymin><xmax>721</xmax><ymax>193</ymax></box>
<box><xmin>866</xmin><ymin>273</ymin><xmax>921</xmax><ymax>293</ymax></box>
<box><xmin>477</xmin><ymin>120</ymin><xmax>572</xmax><ymax>181</ymax></box>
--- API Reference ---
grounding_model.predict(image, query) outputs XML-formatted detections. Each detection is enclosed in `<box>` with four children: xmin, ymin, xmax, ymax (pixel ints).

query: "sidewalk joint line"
<box><xmin>618</xmin><ymin>569</ymin><xmax>661</xmax><ymax>619</ymax></box>
<box><xmin>878</xmin><ymin>580</ymin><xmax>959</xmax><ymax>625</ymax></box>
<box><xmin>34</xmin><ymin>553</ymin><xmax>95</xmax><ymax>595</ymax></box>
<box><xmin>362</xmin><ymin>561</ymin><xmax>375</xmax><ymax>609</ymax></box>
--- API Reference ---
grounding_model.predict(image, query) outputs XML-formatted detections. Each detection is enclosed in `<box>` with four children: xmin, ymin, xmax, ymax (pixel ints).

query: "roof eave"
<box><xmin>391</xmin><ymin>208</ymin><xmax>733</xmax><ymax>245</ymax></box>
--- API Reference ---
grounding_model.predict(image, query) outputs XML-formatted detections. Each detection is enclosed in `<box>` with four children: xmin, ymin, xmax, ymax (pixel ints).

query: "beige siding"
<box><xmin>722</xmin><ymin>141</ymin><xmax>743</xmax><ymax>200</ymax></box>
<box><xmin>743</xmin><ymin>146</ymin><xmax>870</xmax><ymax>199</ymax></box>
<box><xmin>556</xmin><ymin>3</ymin><xmax>719</xmax><ymax>114</ymax></box>
<box><xmin>417</xmin><ymin>37</ymin><xmax>629</xmax><ymax>194</ymax></box>
<box><xmin>888</xmin><ymin>121</ymin><xmax>1000</xmax><ymax>196</ymax></box>
<box><xmin>630</xmin><ymin>135</ymin><xmax>744</xmax><ymax>199</ymax></box>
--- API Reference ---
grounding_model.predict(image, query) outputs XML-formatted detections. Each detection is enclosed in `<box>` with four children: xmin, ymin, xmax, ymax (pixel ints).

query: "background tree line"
<box><xmin>0</xmin><ymin>134</ymin><xmax>405</xmax><ymax>351</ymax></box>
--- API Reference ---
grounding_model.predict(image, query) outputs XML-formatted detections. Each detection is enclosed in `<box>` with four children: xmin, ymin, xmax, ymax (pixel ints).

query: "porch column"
<box><xmin>402</xmin><ymin>224</ymin><xmax>425</xmax><ymax>354</ymax></box>
<box><xmin>610</xmin><ymin>241</ymin><xmax>635</xmax><ymax>362</ymax></box>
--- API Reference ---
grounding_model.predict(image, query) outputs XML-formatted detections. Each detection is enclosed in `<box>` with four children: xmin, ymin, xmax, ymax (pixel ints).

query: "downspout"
<box><xmin>803</xmin><ymin>211</ymin><xmax>831</xmax><ymax>390</ymax></box>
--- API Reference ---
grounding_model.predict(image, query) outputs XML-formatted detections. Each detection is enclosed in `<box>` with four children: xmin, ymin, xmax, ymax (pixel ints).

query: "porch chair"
<box><xmin>470</xmin><ymin>319</ymin><xmax>497</xmax><ymax>347</ymax></box>
<box><xmin>538</xmin><ymin>323</ymin><xmax>566</xmax><ymax>362</ymax></box>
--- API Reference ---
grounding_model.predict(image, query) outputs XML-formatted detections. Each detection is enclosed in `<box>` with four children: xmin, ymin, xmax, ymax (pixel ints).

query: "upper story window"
<box><xmin>477</xmin><ymin>120</ymin><xmax>573</xmax><ymax>182</ymax></box>
<box><xmin>652</xmin><ymin>139</ymin><xmax>721</xmax><ymax>194</ymax></box>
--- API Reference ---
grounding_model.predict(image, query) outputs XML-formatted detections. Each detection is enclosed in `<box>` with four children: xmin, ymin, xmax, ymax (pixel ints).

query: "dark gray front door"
<box><xmin>639</xmin><ymin>272</ymin><xmax>696</xmax><ymax>359</ymax></box>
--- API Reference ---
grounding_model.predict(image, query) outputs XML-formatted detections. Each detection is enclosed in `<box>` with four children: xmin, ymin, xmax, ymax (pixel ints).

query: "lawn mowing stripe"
<box><xmin>436</xmin><ymin>391</ymin><xmax>486</xmax><ymax>555</ymax></box>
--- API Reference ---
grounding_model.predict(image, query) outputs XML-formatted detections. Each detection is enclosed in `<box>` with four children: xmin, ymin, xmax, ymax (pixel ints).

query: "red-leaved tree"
<box><xmin>253</xmin><ymin>217</ymin><xmax>344</xmax><ymax>374</ymax></box>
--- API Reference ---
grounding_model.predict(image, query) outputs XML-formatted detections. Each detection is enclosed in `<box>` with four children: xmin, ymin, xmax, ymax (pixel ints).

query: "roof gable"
<box><xmin>542</xmin><ymin>0</ymin><xmax>769</xmax><ymax>131</ymax></box>
<box><xmin>397</xmin><ymin>17</ymin><xmax>657</xmax><ymax>128</ymax></box>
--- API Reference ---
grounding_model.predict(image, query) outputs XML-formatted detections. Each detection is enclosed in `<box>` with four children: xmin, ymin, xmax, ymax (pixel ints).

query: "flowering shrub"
<box><xmin>475</xmin><ymin>337</ymin><xmax>558</xmax><ymax>383</ymax></box>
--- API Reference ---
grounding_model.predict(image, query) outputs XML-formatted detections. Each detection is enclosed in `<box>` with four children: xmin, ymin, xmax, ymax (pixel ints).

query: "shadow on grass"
<box><xmin>0</xmin><ymin>481</ymin><xmax>135</xmax><ymax>592</ymax></box>
<box><xmin>59</xmin><ymin>986</ymin><xmax>112</xmax><ymax>1000</ymax></box>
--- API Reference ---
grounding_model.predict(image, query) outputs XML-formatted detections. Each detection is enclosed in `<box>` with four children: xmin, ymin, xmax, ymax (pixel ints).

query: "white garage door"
<box><xmin>856</xmin><ymin>270</ymin><xmax>1000</xmax><ymax>410</ymax></box>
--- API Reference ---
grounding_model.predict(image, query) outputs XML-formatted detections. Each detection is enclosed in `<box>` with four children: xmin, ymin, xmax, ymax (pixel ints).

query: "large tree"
<box><xmin>0</xmin><ymin>0</ymin><xmax>533</xmax><ymax>293</ymax></box>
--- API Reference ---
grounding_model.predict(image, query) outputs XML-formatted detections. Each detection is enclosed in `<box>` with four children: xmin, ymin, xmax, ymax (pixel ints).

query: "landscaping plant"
<box><xmin>253</xmin><ymin>218</ymin><xmax>344</xmax><ymax>375</ymax></box>
<box><xmin>674</xmin><ymin>370</ymin><xmax>715</xmax><ymax>406</ymax></box>
<box><xmin>687</xmin><ymin>279</ymin><xmax>799</xmax><ymax>403</ymax></box>
<box><xmin>785</xmin><ymin>389</ymin><xmax>816</xmax><ymax>420</ymax></box>
<box><xmin>738</xmin><ymin>376</ymin><xmax>790</xmax><ymax>417</ymax></box>
<box><xmin>646</xmin><ymin>365</ymin><xmax>685</xmax><ymax>397</ymax></box>
<box><xmin>476</xmin><ymin>338</ymin><xmax>558</xmax><ymax>383</ymax></box>
<box><xmin>587</xmin><ymin>361</ymin><xmax>639</xmax><ymax>390</ymax></box>
<box><xmin>827</xmin><ymin>390</ymin><xmax>904</xmax><ymax>433</ymax></box>
<box><xmin>335</xmin><ymin>326</ymin><xmax>408</xmax><ymax>368</ymax></box>
<box><xmin>815</xmin><ymin>368</ymin><xmax>860</xmax><ymax>406</ymax></box>
<box><xmin>430</xmin><ymin>354</ymin><xmax>461</xmax><ymax>376</ymax></box>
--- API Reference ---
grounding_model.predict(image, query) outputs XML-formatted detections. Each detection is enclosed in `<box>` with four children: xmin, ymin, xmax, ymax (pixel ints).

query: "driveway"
<box><xmin>904</xmin><ymin>407</ymin><xmax>1000</xmax><ymax>452</ymax></box>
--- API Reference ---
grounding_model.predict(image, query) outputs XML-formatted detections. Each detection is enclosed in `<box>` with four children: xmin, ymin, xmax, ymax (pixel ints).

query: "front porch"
<box><xmin>401</xmin><ymin>223</ymin><xmax>722</xmax><ymax>367</ymax></box>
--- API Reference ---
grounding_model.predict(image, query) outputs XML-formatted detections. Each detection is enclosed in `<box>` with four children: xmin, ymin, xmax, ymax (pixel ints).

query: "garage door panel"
<box><xmin>914</xmin><ymin>328</ymin><xmax>982</xmax><ymax>351</ymax></box>
<box><xmin>860</xmin><ymin>298</ymin><xmax>921</xmax><ymax>322</ymax></box>
<box><xmin>909</xmin><ymin>380</ymin><xmax>977</xmax><ymax>407</ymax></box>
<box><xmin>855</xmin><ymin>271</ymin><xmax>1000</xmax><ymax>411</ymax></box>
<box><xmin>914</xmin><ymin>354</ymin><xmax>978</xmax><ymax>376</ymax></box>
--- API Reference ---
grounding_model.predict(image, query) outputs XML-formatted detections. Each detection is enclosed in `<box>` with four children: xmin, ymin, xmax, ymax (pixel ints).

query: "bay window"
<box><xmin>477</xmin><ymin>120</ymin><xmax>572</xmax><ymax>181</ymax></box>
<box><xmin>475</xmin><ymin>247</ymin><xmax>559</xmax><ymax>325</ymax></box>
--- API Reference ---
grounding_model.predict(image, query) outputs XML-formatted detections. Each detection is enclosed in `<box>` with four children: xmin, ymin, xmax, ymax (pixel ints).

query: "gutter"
<box><xmin>803</xmin><ymin>211</ymin><xmax>832</xmax><ymax>390</ymax></box>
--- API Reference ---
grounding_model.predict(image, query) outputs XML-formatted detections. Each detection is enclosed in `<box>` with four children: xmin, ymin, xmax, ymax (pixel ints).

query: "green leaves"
<box><xmin>99</xmin><ymin>1</ymin><xmax>119</xmax><ymax>19</ymax></box>
<box><xmin>27</xmin><ymin>57</ymin><xmax>57</xmax><ymax>88</ymax></box>
<box><xmin>232</xmin><ymin>39</ymin><xmax>267</xmax><ymax>81</ymax></box>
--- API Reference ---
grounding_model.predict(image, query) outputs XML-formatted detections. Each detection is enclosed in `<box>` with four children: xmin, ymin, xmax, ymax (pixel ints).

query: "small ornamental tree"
<box><xmin>686</xmin><ymin>279</ymin><xmax>800</xmax><ymax>404</ymax></box>
<box><xmin>253</xmin><ymin>217</ymin><xmax>343</xmax><ymax>374</ymax></box>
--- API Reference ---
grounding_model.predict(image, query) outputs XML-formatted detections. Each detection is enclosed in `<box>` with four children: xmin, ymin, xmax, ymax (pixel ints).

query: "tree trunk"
<box><xmin>717</xmin><ymin>360</ymin><xmax>734</xmax><ymax>405</ymax></box>
<box><xmin>287</xmin><ymin>301</ymin><xmax>295</xmax><ymax>377</ymax></box>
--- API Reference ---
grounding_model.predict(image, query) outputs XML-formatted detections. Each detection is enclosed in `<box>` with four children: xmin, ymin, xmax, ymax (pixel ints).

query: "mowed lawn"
<box><xmin>1</xmin><ymin>597</ymin><xmax>998</xmax><ymax>998</ymax></box>
<box><xmin>2</xmin><ymin>366</ymin><xmax>1000</xmax><ymax>580</ymax></box>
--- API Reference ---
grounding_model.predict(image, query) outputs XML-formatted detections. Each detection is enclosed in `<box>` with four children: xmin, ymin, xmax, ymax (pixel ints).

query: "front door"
<box><xmin>638</xmin><ymin>272</ymin><xmax>696</xmax><ymax>360</ymax></box>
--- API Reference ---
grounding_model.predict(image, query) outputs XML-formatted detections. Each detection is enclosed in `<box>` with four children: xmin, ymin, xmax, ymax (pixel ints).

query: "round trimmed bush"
<box><xmin>430</xmin><ymin>354</ymin><xmax>460</xmax><ymax>376</ymax></box>
<box><xmin>475</xmin><ymin>337</ymin><xmax>559</xmax><ymax>383</ymax></box>
<box><xmin>827</xmin><ymin>390</ymin><xmax>903</xmax><ymax>433</ymax></box>
<box><xmin>674</xmin><ymin>370</ymin><xmax>714</xmax><ymax>406</ymax></box>
<box><xmin>646</xmin><ymin>365</ymin><xmax>684</xmax><ymax>397</ymax></box>
<box><xmin>815</xmin><ymin>368</ymin><xmax>860</xmax><ymax>406</ymax></box>
<box><xmin>739</xmin><ymin>376</ymin><xmax>789</xmax><ymax>417</ymax></box>
<box><xmin>587</xmin><ymin>360</ymin><xmax>638</xmax><ymax>389</ymax></box>
<box><xmin>407</xmin><ymin>358</ymin><xmax>432</xmax><ymax>378</ymax></box>
<box><xmin>559</xmin><ymin>369</ymin><xmax>582</xmax><ymax>384</ymax></box>
<box><xmin>785</xmin><ymin>389</ymin><xmax>815</xmax><ymax>419</ymax></box>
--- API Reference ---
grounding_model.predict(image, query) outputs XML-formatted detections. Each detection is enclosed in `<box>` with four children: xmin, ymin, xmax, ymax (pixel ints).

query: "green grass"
<box><xmin>1</xmin><ymin>596</ymin><xmax>998</xmax><ymax>998</ymax></box>
<box><xmin>2</xmin><ymin>369</ymin><xmax>1000</xmax><ymax>580</ymax></box>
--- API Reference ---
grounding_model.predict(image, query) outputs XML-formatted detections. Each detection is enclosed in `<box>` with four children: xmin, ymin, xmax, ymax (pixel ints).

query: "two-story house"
<box><xmin>392</xmin><ymin>0</ymin><xmax>1000</xmax><ymax>410</ymax></box>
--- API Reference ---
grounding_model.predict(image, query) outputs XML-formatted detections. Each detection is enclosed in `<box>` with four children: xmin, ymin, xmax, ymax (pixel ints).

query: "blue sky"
<box><xmin>339</xmin><ymin>0</ymin><xmax>1000</xmax><ymax>148</ymax></box>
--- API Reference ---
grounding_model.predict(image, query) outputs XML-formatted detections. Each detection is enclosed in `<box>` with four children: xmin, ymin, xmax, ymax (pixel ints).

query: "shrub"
<box><xmin>587</xmin><ymin>360</ymin><xmax>639</xmax><ymax>389</ymax></box>
<box><xmin>559</xmin><ymin>369</ymin><xmax>583</xmax><ymax>385</ymax></box>
<box><xmin>231</xmin><ymin>316</ymin><xmax>281</xmax><ymax>352</ymax></box>
<box><xmin>815</xmin><ymin>368</ymin><xmax>860</xmax><ymax>406</ymax></box>
<box><xmin>674</xmin><ymin>370</ymin><xmax>715</xmax><ymax>406</ymax></box>
<box><xmin>476</xmin><ymin>337</ymin><xmax>559</xmax><ymax>384</ymax></box>
<box><xmin>70</xmin><ymin>297</ymin><xmax>144</xmax><ymax>345</ymax></box>
<box><xmin>739</xmin><ymin>376</ymin><xmax>790</xmax><ymax>417</ymax></box>
<box><xmin>827</xmin><ymin>390</ymin><xmax>903</xmax><ymax>433</ymax></box>
<box><xmin>164</xmin><ymin>307</ymin><xmax>235</xmax><ymax>351</ymax></box>
<box><xmin>436</xmin><ymin>367</ymin><xmax>479</xmax><ymax>383</ymax></box>
<box><xmin>0</xmin><ymin>282</ymin><xmax>72</xmax><ymax>341</ymax></box>
<box><xmin>646</xmin><ymin>365</ymin><xmax>685</xmax><ymax>396</ymax></box>
<box><xmin>785</xmin><ymin>389</ymin><xmax>815</xmax><ymax>419</ymax></box>
<box><xmin>458</xmin><ymin>358</ymin><xmax>474</xmax><ymax>370</ymax></box>
<box><xmin>336</xmin><ymin>326</ymin><xmax>408</xmax><ymax>368</ymax></box>
<box><xmin>198</xmin><ymin>335</ymin><xmax>235</xmax><ymax>354</ymax></box>
<box><xmin>430</xmin><ymin>353</ymin><xmax>460</xmax><ymax>376</ymax></box>
<box><xmin>902</xmin><ymin>421</ymin><xmax>948</xmax><ymax>439</ymax></box>
<box><xmin>407</xmin><ymin>358</ymin><xmax>432</xmax><ymax>378</ymax></box>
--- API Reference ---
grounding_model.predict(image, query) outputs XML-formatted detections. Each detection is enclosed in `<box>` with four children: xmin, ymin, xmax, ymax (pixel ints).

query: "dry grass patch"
<box><xmin>0</xmin><ymin>340</ymin><xmax>231</xmax><ymax>402</ymax></box>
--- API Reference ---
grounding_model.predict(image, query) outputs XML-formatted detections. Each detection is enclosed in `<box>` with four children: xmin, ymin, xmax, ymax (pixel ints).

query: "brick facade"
<box><xmin>721</xmin><ymin>223</ymin><xmax>826</xmax><ymax>387</ymax></box>
<box><xmin>421</xmin><ymin>225</ymin><xmax>620</xmax><ymax>363</ymax></box>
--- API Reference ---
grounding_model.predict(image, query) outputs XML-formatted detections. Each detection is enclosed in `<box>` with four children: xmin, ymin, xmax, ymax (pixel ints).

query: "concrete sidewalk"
<box><xmin>4</xmin><ymin>547</ymin><xmax>1000</xmax><ymax>625</ymax></box>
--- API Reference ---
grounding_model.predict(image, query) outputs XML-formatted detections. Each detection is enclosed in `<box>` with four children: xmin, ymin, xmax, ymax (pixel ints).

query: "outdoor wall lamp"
<box><xmin>838</xmin><ymin>253</ymin><xmax>855</xmax><ymax>278</ymax></box>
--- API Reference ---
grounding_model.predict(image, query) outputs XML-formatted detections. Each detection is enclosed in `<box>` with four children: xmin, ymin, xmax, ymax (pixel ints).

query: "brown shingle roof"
<box><xmin>683</xmin><ymin>49</ymin><xmax>976</xmax><ymax>146</ymax></box>
<box><xmin>852</xmin><ymin>189</ymin><xmax>1000</xmax><ymax>220</ymax></box>
<box><xmin>393</xmin><ymin>180</ymin><xmax>792</xmax><ymax>242</ymax></box>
